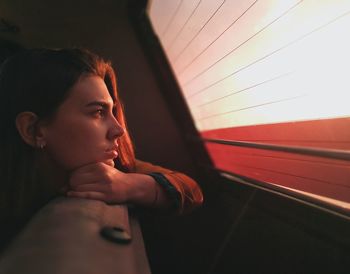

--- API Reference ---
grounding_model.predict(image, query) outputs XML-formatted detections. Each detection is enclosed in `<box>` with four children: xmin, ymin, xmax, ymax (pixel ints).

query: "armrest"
<box><xmin>0</xmin><ymin>197</ymin><xmax>151</xmax><ymax>274</ymax></box>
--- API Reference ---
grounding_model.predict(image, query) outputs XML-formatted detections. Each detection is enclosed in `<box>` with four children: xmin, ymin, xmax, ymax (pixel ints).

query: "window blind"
<box><xmin>147</xmin><ymin>0</ymin><xmax>350</xmax><ymax>212</ymax></box>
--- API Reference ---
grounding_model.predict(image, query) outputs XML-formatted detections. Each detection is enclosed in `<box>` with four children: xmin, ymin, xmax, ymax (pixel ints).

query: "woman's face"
<box><xmin>42</xmin><ymin>75</ymin><xmax>124</xmax><ymax>171</ymax></box>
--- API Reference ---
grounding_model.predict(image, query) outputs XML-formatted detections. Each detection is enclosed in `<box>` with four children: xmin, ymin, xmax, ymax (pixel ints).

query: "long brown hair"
<box><xmin>0</xmin><ymin>48</ymin><xmax>135</xmax><ymax>230</ymax></box>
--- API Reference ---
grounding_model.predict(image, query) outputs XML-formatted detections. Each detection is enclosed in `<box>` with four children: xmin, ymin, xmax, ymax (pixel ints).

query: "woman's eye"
<box><xmin>93</xmin><ymin>109</ymin><xmax>105</xmax><ymax>117</ymax></box>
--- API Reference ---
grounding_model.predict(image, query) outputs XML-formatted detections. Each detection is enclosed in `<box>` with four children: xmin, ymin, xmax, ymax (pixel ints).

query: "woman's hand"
<box><xmin>67</xmin><ymin>162</ymin><xmax>130</xmax><ymax>203</ymax></box>
<box><xmin>67</xmin><ymin>162</ymin><xmax>170</xmax><ymax>207</ymax></box>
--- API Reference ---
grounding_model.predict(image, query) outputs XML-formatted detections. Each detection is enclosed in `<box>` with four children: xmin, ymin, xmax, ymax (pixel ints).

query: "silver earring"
<box><xmin>37</xmin><ymin>141</ymin><xmax>46</xmax><ymax>149</ymax></box>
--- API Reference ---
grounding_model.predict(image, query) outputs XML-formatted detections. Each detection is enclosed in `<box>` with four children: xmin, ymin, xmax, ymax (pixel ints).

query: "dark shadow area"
<box><xmin>0</xmin><ymin>39</ymin><xmax>23</xmax><ymax>64</ymax></box>
<box><xmin>139</xmin><ymin>175</ymin><xmax>349</xmax><ymax>274</ymax></box>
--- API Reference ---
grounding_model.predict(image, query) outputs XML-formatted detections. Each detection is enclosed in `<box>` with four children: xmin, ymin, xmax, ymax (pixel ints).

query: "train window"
<box><xmin>147</xmin><ymin>0</ymin><xmax>350</xmax><ymax>215</ymax></box>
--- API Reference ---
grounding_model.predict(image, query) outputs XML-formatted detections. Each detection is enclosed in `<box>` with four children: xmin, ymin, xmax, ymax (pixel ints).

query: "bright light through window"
<box><xmin>148</xmin><ymin>0</ymin><xmax>350</xmax><ymax>131</ymax></box>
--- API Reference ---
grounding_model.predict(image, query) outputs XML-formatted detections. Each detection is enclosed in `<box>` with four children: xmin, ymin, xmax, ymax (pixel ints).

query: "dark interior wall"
<box><xmin>0</xmin><ymin>0</ymin><xmax>197</xmax><ymax>175</ymax></box>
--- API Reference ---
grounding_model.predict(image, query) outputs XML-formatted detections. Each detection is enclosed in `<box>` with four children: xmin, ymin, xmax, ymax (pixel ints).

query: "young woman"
<box><xmin>0</xmin><ymin>48</ymin><xmax>203</xmax><ymax>235</ymax></box>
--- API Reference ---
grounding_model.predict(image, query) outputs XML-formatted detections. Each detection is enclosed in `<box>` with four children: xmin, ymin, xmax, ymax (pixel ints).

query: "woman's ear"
<box><xmin>15</xmin><ymin>112</ymin><xmax>46</xmax><ymax>148</ymax></box>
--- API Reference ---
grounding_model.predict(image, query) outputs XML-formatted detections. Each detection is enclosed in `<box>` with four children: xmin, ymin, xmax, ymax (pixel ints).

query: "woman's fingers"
<box><xmin>69</xmin><ymin>167</ymin><xmax>103</xmax><ymax>188</ymax></box>
<box><xmin>69</xmin><ymin>162</ymin><xmax>120</xmax><ymax>188</ymax></box>
<box><xmin>72</xmin><ymin>182</ymin><xmax>111</xmax><ymax>193</ymax></box>
<box><xmin>67</xmin><ymin>191</ymin><xmax>107</xmax><ymax>201</ymax></box>
<box><xmin>69</xmin><ymin>169</ymin><xmax>96</xmax><ymax>187</ymax></box>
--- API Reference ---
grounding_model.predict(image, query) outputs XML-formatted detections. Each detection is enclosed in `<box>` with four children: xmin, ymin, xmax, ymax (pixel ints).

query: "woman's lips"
<box><xmin>105</xmin><ymin>149</ymin><xmax>118</xmax><ymax>159</ymax></box>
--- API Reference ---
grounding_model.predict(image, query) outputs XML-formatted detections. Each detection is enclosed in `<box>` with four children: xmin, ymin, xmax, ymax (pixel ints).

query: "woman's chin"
<box><xmin>104</xmin><ymin>159</ymin><xmax>115</xmax><ymax>167</ymax></box>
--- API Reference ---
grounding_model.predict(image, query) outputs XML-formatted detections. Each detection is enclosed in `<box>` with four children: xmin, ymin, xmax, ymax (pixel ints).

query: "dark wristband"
<box><xmin>148</xmin><ymin>172</ymin><xmax>181</xmax><ymax>210</ymax></box>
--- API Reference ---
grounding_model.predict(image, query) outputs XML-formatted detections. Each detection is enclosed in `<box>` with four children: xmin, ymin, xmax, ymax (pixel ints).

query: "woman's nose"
<box><xmin>107</xmin><ymin>116</ymin><xmax>124</xmax><ymax>140</ymax></box>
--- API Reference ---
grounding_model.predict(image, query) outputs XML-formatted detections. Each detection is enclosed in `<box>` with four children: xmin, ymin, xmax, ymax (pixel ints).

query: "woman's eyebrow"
<box><xmin>85</xmin><ymin>101</ymin><xmax>111</xmax><ymax>108</ymax></box>
<box><xmin>85</xmin><ymin>101</ymin><xmax>117</xmax><ymax>111</ymax></box>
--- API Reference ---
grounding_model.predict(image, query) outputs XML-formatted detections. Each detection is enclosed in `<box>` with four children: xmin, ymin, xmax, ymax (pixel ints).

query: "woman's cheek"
<box><xmin>45</xmin><ymin>119</ymin><xmax>105</xmax><ymax>170</ymax></box>
<box><xmin>45</xmin><ymin>135</ymin><xmax>92</xmax><ymax>170</ymax></box>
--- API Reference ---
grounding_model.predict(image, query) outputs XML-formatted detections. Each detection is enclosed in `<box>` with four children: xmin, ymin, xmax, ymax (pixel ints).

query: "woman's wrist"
<box><xmin>125</xmin><ymin>173</ymin><xmax>167</xmax><ymax>207</ymax></box>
